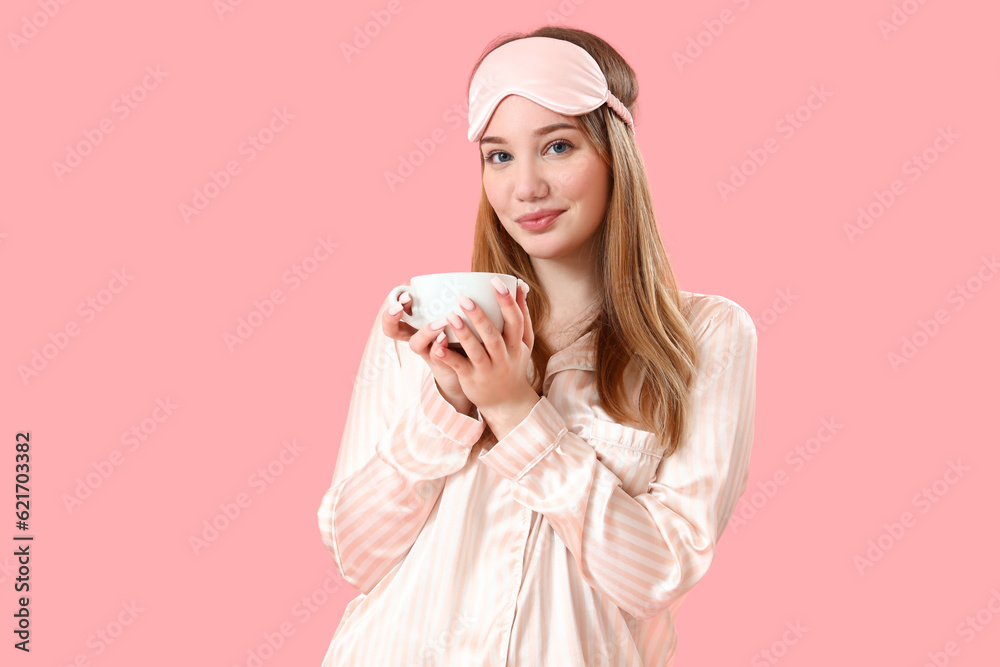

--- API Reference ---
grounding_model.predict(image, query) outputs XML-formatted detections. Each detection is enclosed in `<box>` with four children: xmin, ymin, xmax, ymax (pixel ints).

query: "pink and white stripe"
<box><xmin>317</xmin><ymin>289</ymin><xmax>757</xmax><ymax>666</ymax></box>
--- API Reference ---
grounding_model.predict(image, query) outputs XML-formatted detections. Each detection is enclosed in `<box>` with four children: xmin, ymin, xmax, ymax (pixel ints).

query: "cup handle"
<box><xmin>388</xmin><ymin>285</ymin><xmax>413</xmax><ymax>327</ymax></box>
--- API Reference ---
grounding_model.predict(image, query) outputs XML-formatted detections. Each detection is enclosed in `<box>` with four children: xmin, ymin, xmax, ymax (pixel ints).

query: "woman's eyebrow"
<box><xmin>480</xmin><ymin>122</ymin><xmax>578</xmax><ymax>146</ymax></box>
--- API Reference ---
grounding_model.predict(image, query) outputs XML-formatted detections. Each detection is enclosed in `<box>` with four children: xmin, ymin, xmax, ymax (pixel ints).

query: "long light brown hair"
<box><xmin>466</xmin><ymin>26</ymin><xmax>699</xmax><ymax>458</ymax></box>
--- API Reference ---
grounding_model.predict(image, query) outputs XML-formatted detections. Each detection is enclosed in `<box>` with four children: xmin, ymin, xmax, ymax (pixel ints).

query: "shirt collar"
<box><xmin>527</xmin><ymin>329</ymin><xmax>598</xmax><ymax>389</ymax></box>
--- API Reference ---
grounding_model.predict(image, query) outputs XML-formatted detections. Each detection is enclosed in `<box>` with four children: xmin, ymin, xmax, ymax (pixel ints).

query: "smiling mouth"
<box><xmin>517</xmin><ymin>211</ymin><xmax>563</xmax><ymax>231</ymax></box>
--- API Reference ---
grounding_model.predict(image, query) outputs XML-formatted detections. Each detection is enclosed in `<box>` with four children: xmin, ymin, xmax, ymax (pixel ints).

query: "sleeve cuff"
<box><xmin>418</xmin><ymin>372</ymin><xmax>485</xmax><ymax>446</ymax></box>
<box><xmin>477</xmin><ymin>396</ymin><xmax>568</xmax><ymax>481</ymax></box>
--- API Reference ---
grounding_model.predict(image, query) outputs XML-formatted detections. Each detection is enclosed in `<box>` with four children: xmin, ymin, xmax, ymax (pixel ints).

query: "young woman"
<box><xmin>318</xmin><ymin>26</ymin><xmax>757</xmax><ymax>666</ymax></box>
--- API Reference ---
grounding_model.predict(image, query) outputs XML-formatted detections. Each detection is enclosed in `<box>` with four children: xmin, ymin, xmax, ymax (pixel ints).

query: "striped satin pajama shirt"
<box><xmin>318</xmin><ymin>289</ymin><xmax>757</xmax><ymax>666</ymax></box>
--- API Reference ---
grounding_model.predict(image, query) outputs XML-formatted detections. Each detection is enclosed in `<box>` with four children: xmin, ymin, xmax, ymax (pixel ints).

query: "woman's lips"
<box><xmin>517</xmin><ymin>211</ymin><xmax>562</xmax><ymax>231</ymax></box>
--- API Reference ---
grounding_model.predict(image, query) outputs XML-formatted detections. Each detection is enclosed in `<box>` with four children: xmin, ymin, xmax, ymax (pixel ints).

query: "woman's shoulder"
<box><xmin>677</xmin><ymin>290</ymin><xmax>755</xmax><ymax>340</ymax></box>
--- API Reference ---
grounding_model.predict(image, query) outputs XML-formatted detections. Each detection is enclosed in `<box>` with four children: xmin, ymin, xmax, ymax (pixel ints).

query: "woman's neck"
<box><xmin>529</xmin><ymin>243</ymin><xmax>601</xmax><ymax>324</ymax></box>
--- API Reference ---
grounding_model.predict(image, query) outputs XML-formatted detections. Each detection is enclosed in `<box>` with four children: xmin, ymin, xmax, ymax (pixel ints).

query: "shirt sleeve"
<box><xmin>317</xmin><ymin>290</ymin><xmax>486</xmax><ymax>594</ymax></box>
<box><xmin>476</xmin><ymin>299</ymin><xmax>757</xmax><ymax>620</ymax></box>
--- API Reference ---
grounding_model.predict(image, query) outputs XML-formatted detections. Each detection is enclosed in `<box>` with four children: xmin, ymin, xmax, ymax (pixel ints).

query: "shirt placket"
<box><xmin>493</xmin><ymin>338</ymin><xmax>594</xmax><ymax>665</ymax></box>
<box><xmin>495</xmin><ymin>497</ymin><xmax>532</xmax><ymax>665</ymax></box>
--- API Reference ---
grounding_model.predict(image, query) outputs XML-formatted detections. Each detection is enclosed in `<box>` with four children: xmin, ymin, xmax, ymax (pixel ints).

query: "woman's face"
<box><xmin>479</xmin><ymin>95</ymin><xmax>611</xmax><ymax>263</ymax></box>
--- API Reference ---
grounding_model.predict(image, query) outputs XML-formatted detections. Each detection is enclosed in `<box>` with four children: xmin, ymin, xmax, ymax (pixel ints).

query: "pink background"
<box><xmin>3</xmin><ymin>0</ymin><xmax>998</xmax><ymax>665</ymax></box>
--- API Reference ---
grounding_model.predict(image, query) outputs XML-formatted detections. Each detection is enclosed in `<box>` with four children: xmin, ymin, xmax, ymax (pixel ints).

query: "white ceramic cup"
<box><xmin>388</xmin><ymin>272</ymin><xmax>519</xmax><ymax>345</ymax></box>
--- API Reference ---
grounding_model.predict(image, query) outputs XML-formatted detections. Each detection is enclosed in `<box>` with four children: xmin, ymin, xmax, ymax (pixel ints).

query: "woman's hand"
<box><xmin>432</xmin><ymin>277</ymin><xmax>539</xmax><ymax>437</ymax></box>
<box><xmin>382</xmin><ymin>282</ymin><xmax>472</xmax><ymax>415</ymax></box>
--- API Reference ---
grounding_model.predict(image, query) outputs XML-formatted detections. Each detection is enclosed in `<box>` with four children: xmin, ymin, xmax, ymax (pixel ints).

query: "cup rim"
<box><xmin>409</xmin><ymin>271</ymin><xmax>517</xmax><ymax>281</ymax></box>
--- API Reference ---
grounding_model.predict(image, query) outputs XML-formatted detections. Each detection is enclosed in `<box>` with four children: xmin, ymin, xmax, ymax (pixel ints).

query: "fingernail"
<box><xmin>457</xmin><ymin>293</ymin><xmax>475</xmax><ymax>311</ymax></box>
<box><xmin>399</xmin><ymin>291</ymin><xmax>411</xmax><ymax>304</ymax></box>
<box><xmin>491</xmin><ymin>276</ymin><xmax>509</xmax><ymax>296</ymax></box>
<box><xmin>517</xmin><ymin>278</ymin><xmax>530</xmax><ymax>295</ymax></box>
<box><xmin>388</xmin><ymin>302</ymin><xmax>403</xmax><ymax>316</ymax></box>
<box><xmin>446</xmin><ymin>312</ymin><xmax>464</xmax><ymax>329</ymax></box>
<box><xmin>435</xmin><ymin>331</ymin><xmax>446</xmax><ymax>344</ymax></box>
<box><xmin>430</xmin><ymin>318</ymin><xmax>448</xmax><ymax>330</ymax></box>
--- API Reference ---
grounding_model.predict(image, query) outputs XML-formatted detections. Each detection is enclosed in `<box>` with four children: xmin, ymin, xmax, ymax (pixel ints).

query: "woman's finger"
<box><xmin>407</xmin><ymin>317</ymin><xmax>450</xmax><ymax>357</ymax></box>
<box><xmin>383</xmin><ymin>291</ymin><xmax>417</xmax><ymax>340</ymax></box>
<box><xmin>485</xmin><ymin>279</ymin><xmax>524</xmax><ymax>353</ymax></box>
<box><xmin>516</xmin><ymin>280</ymin><xmax>533</xmax><ymax>351</ymax></box>
<box><xmin>430</xmin><ymin>331</ymin><xmax>458</xmax><ymax>366</ymax></box>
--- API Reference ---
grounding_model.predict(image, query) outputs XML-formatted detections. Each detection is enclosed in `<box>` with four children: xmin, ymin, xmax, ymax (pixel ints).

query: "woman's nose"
<box><xmin>513</xmin><ymin>159</ymin><xmax>549</xmax><ymax>200</ymax></box>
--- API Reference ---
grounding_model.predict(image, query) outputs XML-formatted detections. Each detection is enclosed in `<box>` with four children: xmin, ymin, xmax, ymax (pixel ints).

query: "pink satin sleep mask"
<box><xmin>467</xmin><ymin>36</ymin><xmax>636</xmax><ymax>143</ymax></box>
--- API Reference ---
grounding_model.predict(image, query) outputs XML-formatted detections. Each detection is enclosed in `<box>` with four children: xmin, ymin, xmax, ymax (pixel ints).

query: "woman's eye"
<box><xmin>484</xmin><ymin>151</ymin><xmax>511</xmax><ymax>164</ymax></box>
<box><xmin>484</xmin><ymin>141</ymin><xmax>571</xmax><ymax>164</ymax></box>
